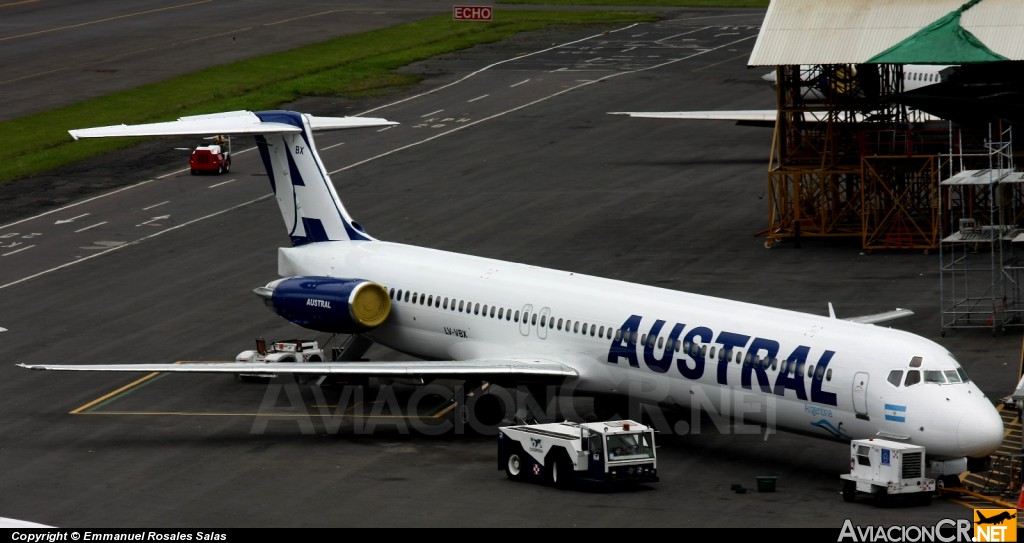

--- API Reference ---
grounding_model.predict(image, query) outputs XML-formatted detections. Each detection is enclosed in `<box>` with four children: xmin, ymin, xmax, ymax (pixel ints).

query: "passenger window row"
<box><xmin>386</xmin><ymin>286</ymin><xmax>617</xmax><ymax>339</ymax></box>
<box><xmin>385</xmin><ymin>286</ymin><xmax>833</xmax><ymax>382</ymax></box>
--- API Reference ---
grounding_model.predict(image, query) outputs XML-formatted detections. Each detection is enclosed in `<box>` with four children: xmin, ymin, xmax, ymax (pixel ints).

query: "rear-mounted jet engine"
<box><xmin>254</xmin><ymin>276</ymin><xmax>391</xmax><ymax>333</ymax></box>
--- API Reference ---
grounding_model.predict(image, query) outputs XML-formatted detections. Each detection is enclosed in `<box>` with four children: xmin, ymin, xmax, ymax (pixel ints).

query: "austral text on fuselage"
<box><xmin>607</xmin><ymin>315</ymin><xmax>839</xmax><ymax>406</ymax></box>
<box><xmin>307</xmin><ymin>299</ymin><xmax>331</xmax><ymax>308</ymax></box>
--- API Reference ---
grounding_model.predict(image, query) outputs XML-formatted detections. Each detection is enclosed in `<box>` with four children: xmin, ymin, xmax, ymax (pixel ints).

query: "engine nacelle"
<box><xmin>255</xmin><ymin>276</ymin><xmax>391</xmax><ymax>333</ymax></box>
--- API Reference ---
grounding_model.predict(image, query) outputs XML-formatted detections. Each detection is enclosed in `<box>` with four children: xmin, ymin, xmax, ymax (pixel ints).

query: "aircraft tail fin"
<box><xmin>69</xmin><ymin>110</ymin><xmax>398</xmax><ymax>246</ymax></box>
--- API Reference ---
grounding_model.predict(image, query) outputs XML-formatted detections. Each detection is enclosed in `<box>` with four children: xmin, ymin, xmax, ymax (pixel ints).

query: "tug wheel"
<box><xmin>546</xmin><ymin>449</ymin><xmax>574</xmax><ymax>489</ymax></box>
<box><xmin>505</xmin><ymin>446</ymin><xmax>526</xmax><ymax>482</ymax></box>
<box><xmin>842</xmin><ymin>480</ymin><xmax>856</xmax><ymax>502</ymax></box>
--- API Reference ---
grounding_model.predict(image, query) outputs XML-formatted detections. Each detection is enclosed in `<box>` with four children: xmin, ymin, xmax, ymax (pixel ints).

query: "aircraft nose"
<box><xmin>957</xmin><ymin>404</ymin><xmax>1004</xmax><ymax>457</ymax></box>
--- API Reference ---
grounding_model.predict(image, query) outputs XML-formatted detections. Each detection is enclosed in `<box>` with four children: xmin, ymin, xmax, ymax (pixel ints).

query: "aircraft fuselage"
<box><xmin>279</xmin><ymin>240</ymin><xmax>1003</xmax><ymax>460</ymax></box>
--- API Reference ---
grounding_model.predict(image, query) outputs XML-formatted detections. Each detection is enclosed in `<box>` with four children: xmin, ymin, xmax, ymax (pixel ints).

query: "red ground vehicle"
<box><xmin>189</xmin><ymin>142</ymin><xmax>231</xmax><ymax>175</ymax></box>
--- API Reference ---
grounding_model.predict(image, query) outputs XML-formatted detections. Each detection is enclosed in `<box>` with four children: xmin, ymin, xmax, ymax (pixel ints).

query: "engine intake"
<box><xmin>255</xmin><ymin>276</ymin><xmax>391</xmax><ymax>333</ymax></box>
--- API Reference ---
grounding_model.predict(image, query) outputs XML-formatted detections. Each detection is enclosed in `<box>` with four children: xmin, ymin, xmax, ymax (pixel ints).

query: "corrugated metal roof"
<box><xmin>962</xmin><ymin>0</ymin><xmax>1024</xmax><ymax>59</ymax></box>
<box><xmin>749</xmin><ymin>0</ymin><xmax>1024</xmax><ymax>66</ymax></box>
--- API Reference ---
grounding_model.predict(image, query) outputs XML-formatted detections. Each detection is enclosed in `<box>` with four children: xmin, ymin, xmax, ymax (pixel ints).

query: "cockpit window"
<box><xmin>957</xmin><ymin>367</ymin><xmax>970</xmax><ymax>383</ymax></box>
<box><xmin>924</xmin><ymin>370</ymin><xmax>946</xmax><ymax>384</ymax></box>
<box><xmin>909</xmin><ymin>356</ymin><xmax>923</xmax><ymax>368</ymax></box>
<box><xmin>889</xmin><ymin>368</ymin><xmax>968</xmax><ymax>388</ymax></box>
<box><xmin>904</xmin><ymin>370</ymin><xmax>921</xmax><ymax>387</ymax></box>
<box><xmin>887</xmin><ymin>370</ymin><xmax>903</xmax><ymax>387</ymax></box>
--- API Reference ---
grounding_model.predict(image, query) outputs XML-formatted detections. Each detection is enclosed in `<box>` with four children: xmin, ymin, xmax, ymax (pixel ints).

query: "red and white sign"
<box><xmin>453</xmin><ymin>5</ymin><xmax>492</xmax><ymax>21</ymax></box>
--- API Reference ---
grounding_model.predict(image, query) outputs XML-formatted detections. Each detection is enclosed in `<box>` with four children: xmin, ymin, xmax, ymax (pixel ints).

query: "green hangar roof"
<box><xmin>748</xmin><ymin>0</ymin><xmax>1024</xmax><ymax>66</ymax></box>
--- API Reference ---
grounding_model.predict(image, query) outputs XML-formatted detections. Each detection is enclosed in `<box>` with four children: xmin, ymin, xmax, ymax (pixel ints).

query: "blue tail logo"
<box><xmin>254</xmin><ymin>111</ymin><xmax>373</xmax><ymax>246</ymax></box>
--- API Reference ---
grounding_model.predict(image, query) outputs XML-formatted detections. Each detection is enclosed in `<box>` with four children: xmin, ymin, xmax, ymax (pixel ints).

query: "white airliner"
<box><xmin>611</xmin><ymin>64</ymin><xmax>955</xmax><ymax>124</ymax></box>
<box><xmin>762</xmin><ymin>64</ymin><xmax>955</xmax><ymax>99</ymax></box>
<box><xmin>19</xmin><ymin>109</ymin><xmax>1004</xmax><ymax>483</ymax></box>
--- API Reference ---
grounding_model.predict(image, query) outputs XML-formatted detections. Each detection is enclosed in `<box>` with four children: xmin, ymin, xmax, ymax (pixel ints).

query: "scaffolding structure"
<box><xmin>763</xmin><ymin>64</ymin><xmax>962</xmax><ymax>251</ymax></box>
<box><xmin>759</xmin><ymin>65</ymin><xmax>1024</xmax><ymax>333</ymax></box>
<box><xmin>939</xmin><ymin>126</ymin><xmax>1024</xmax><ymax>334</ymax></box>
<box><xmin>860</xmin><ymin>129</ymin><xmax>949</xmax><ymax>250</ymax></box>
<box><xmin>765</xmin><ymin>64</ymin><xmax>887</xmax><ymax>248</ymax></box>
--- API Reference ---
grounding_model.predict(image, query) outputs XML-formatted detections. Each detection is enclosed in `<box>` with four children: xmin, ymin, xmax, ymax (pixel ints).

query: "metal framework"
<box><xmin>859</xmin><ymin>130</ymin><xmax>950</xmax><ymax>250</ymax></box>
<box><xmin>938</xmin><ymin>126</ymin><xmax>1024</xmax><ymax>335</ymax></box>
<box><xmin>765</xmin><ymin>65</ymin><xmax>875</xmax><ymax>248</ymax></box>
<box><xmin>764</xmin><ymin>64</ymin><xmax>958</xmax><ymax>251</ymax></box>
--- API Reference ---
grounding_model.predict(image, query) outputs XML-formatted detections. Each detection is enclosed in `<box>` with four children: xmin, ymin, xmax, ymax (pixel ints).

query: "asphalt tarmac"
<box><xmin>1</xmin><ymin>2</ymin><xmax>1021</xmax><ymax>530</ymax></box>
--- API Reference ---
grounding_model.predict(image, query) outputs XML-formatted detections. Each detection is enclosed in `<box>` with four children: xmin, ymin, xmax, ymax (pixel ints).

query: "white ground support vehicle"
<box><xmin>840</xmin><ymin>438</ymin><xmax>935</xmax><ymax>505</ymax></box>
<box><xmin>498</xmin><ymin>420</ymin><xmax>658</xmax><ymax>488</ymax></box>
<box><xmin>234</xmin><ymin>337</ymin><xmax>326</xmax><ymax>382</ymax></box>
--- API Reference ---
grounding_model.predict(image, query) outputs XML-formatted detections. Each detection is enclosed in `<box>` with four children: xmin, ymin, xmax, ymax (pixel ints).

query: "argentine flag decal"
<box><xmin>884</xmin><ymin>403</ymin><xmax>907</xmax><ymax>423</ymax></box>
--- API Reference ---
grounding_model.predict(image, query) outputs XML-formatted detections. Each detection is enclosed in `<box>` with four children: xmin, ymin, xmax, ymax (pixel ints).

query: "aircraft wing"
<box><xmin>68</xmin><ymin>110</ymin><xmax>396</xmax><ymax>140</ymax></box>
<box><xmin>842</xmin><ymin>308</ymin><xmax>915</xmax><ymax>325</ymax></box>
<box><xmin>0</xmin><ymin>517</ymin><xmax>53</xmax><ymax>528</ymax></box>
<box><xmin>609</xmin><ymin>109</ymin><xmax>940</xmax><ymax>126</ymax></box>
<box><xmin>17</xmin><ymin>358</ymin><xmax>579</xmax><ymax>381</ymax></box>
<box><xmin>609</xmin><ymin>110</ymin><xmax>777</xmax><ymax>127</ymax></box>
<box><xmin>610</xmin><ymin>110</ymin><xmax>777</xmax><ymax>121</ymax></box>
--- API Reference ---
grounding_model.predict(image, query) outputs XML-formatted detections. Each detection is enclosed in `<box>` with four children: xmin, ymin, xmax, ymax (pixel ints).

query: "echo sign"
<box><xmin>453</xmin><ymin>5</ymin><xmax>493</xmax><ymax>21</ymax></box>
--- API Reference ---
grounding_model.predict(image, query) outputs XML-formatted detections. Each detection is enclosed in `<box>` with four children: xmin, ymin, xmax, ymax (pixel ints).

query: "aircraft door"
<box><xmin>519</xmin><ymin>304</ymin><xmax>534</xmax><ymax>337</ymax></box>
<box><xmin>587</xmin><ymin>433</ymin><xmax>605</xmax><ymax>474</ymax></box>
<box><xmin>537</xmin><ymin>307</ymin><xmax>551</xmax><ymax>340</ymax></box>
<box><xmin>853</xmin><ymin>372</ymin><xmax>869</xmax><ymax>419</ymax></box>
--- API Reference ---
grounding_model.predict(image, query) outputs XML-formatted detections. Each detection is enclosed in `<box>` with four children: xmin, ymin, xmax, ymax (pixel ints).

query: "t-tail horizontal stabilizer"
<box><xmin>68</xmin><ymin>110</ymin><xmax>399</xmax><ymax>246</ymax></box>
<box><xmin>68</xmin><ymin>110</ymin><xmax>396</xmax><ymax>140</ymax></box>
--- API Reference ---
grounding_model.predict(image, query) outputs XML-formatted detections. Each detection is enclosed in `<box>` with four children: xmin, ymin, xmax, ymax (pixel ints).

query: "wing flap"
<box><xmin>18</xmin><ymin>358</ymin><xmax>579</xmax><ymax>378</ymax></box>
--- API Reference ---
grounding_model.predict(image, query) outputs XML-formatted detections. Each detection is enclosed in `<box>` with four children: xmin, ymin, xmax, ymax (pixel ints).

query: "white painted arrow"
<box><xmin>137</xmin><ymin>215</ymin><xmax>170</xmax><ymax>226</ymax></box>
